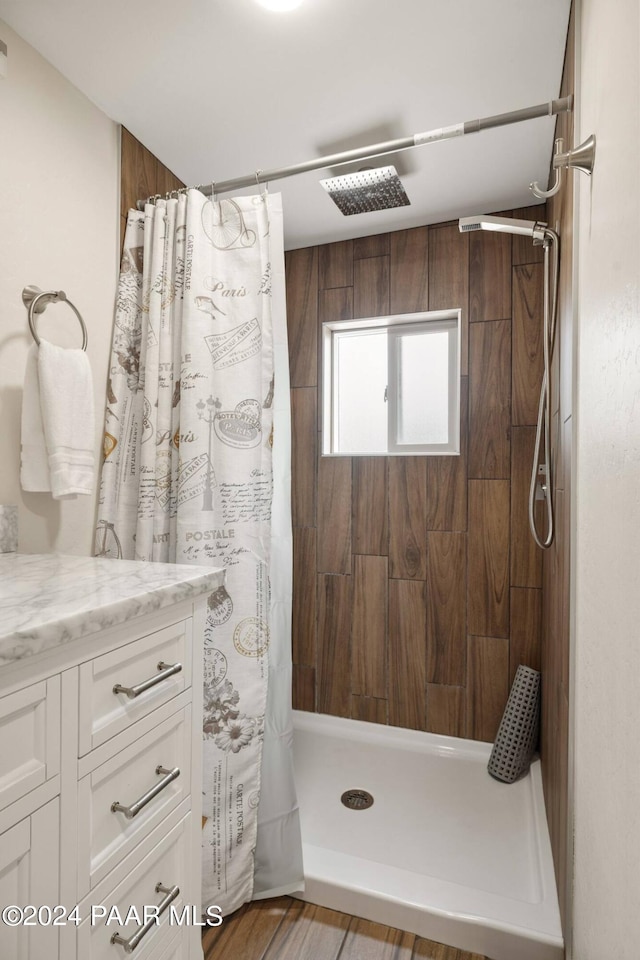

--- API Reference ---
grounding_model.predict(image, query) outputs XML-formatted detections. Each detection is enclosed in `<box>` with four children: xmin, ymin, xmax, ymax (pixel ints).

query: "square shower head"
<box><xmin>320</xmin><ymin>165</ymin><xmax>410</xmax><ymax>216</ymax></box>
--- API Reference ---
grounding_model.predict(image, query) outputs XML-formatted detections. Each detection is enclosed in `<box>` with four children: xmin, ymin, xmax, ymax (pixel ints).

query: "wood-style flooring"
<box><xmin>202</xmin><ymin>897</ymin><xmax>490</xmax><ymax>960</ymax></box>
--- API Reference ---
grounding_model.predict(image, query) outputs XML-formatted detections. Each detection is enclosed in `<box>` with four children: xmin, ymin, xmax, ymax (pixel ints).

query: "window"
<box><xmin>322</xmin><ymin>310</ymin><xmax>460</xmax><ymax>456</ymax></box>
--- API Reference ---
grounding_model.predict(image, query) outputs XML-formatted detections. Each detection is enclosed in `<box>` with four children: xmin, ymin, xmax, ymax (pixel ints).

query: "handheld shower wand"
<box><xmin>458</xmin><ymin>214</ymin><xmax>547</xmax><ymax>241</ymax></box>
<box><xmin>458</xmin><ymin>214</ymin><xmax>559</xmax><ymax>549</ymax></box>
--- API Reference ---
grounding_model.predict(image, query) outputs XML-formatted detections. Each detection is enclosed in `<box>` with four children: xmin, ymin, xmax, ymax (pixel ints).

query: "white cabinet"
<box><xmin>0</xmin><ymin>799</ymin><xmax>60</xmax><ymax>960</ymax></box>
<box><xmin>0</xmin><ymin>593</ymin><xmax>209</xmax><ymax>960</ymax></box>
<box><xmin>78</xmin><ymin>619</ymin><xmax>191</xmax><ymax>755</ymax></box>
<box><xmin>77</xmin><ymin>705</ymin><xmax>192</xmax><ymax>893</ymax></box>
<box><xmin>76</xmin><ymin>813</ymin><xmax>193</xmax><ymax>960</ymax></box>
<box><xmin>0</xmin><ymin>677</ymin><xmax>60</xmax><ymax>810</ymax></box>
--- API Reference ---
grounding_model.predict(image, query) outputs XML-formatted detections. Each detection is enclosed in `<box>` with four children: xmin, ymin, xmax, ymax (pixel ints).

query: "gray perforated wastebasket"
<box><xmin>488</xmin><ymin>665</ymin><xmax>541</xmax><ymax>783</ymax></box>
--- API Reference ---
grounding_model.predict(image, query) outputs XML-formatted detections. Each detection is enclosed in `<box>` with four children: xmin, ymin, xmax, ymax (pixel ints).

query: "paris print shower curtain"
<box><xmin>96</xmin><ymin>189</ymin><xmax>303</xmax><ymax>913</ymax></box>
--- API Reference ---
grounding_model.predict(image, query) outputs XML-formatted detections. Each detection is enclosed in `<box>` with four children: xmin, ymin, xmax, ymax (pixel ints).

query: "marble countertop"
<box><xmin>0</xmin><ymin>553</ymin><xmax>224</xmax><ymax>666</ymax></box>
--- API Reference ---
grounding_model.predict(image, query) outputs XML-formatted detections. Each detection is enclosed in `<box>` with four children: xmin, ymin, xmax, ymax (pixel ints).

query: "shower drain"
<box><xmin>341</xmin><ymin>789</ymin><xmax>374</xmax><ymax>810</ymax></box>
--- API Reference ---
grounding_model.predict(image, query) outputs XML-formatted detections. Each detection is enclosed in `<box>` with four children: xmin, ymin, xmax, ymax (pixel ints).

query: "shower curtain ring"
<box><xmin>256</xmin><ymin>170</ymin><xmax>268</xmax><ymax>198</ymax></box>
<box><xmin>210</xmin><ymin>181</ymin><xmax>217</xmax><ymax>202</ymax></box>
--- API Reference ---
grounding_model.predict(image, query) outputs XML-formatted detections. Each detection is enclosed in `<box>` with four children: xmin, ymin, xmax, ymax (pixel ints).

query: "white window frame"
<box><xmin>322</xmin><ymin>309</ymin><xmax>461</xmax><ymax>457</ymax></box>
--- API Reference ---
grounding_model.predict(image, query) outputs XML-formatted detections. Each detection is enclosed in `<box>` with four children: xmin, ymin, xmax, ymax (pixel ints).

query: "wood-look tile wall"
<box><xmin>119</xmin><ymin>128</ymin><xmax>184</xmax><ymax>246</ymax></box>
<box><xmin>287</xmin><ymin>205</ymin><xmax>546</xmax><ymax>742</ymax></box>
<box><xmin>541</xmin><ymin>1</ymin><xmax>574</xmax><ymax>935</ymax></box>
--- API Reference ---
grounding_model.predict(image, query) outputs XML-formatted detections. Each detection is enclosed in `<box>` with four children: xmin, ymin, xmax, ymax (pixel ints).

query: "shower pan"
<box><xmin>293</xmin><ymin>711</ymin><xmax>563</xmax><ymax>960</ymax></box>
<box><xmin>459</xmin><ymin>214</ymin><xmax>560</xmax><ymax>549</ymax></box>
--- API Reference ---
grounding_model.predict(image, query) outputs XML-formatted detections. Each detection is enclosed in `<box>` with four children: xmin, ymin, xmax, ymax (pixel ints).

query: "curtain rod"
<box><xmin>138</xmin><ymin>96</ymin><xmax>572</xmax><ymax>207</ymax></box>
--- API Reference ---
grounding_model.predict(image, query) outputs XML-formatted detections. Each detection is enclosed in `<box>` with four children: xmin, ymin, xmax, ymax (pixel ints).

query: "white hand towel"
<box><xmin>20</xmin><ymin>344</ymin><xmax>50</xmax><ymax>492</ymax></box>
<box><xmin>20</xmin><ymin>340</ymin><xmax>95</xmax><ymax>499</ymax></box>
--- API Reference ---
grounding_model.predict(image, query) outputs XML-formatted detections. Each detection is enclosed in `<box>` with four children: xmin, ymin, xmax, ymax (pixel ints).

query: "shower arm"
<box><xmin>138</xmin><ymin>96</ymin><xmax>573</xmax><ymax>206</ymax></box>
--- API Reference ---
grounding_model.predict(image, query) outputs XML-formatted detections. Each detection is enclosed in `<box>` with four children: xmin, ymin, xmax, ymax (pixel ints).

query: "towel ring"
<box><xmin>22</xmin><ymin>285</ymin><xmax>88</xmax><ymax>351</ymax></box>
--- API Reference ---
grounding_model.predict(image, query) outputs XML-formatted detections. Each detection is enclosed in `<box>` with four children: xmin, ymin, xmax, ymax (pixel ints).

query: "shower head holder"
<box><xmin>553</xmin><ymin>133</ymin><xmax>596</xmax><ymax>176</ymax></box>
<box><xmin>530</xmin><ymin>134</ymin><xmax>596</xmax><ymax>200</ymax></box>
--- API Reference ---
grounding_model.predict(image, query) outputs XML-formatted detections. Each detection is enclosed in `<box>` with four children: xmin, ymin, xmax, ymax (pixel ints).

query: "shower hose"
<box><xmin>528</xmin><ymin>228</ymin><xmax>560</xmax><ymax>550</ymax></box>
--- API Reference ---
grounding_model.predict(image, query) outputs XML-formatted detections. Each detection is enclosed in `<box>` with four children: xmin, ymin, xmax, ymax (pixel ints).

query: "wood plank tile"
<box><xmin>559</xmin><ymin>456</ymin><xmax>571</xmax><ymax>697</ymax></box>
<box><xmin>351</xmin><ymin>696</ymin><xmax>388</xmax><ymax>724</ymax></box>
<box><xmin>204</xmin><ymin>899</ymin><xmax>491</xmax><ymax>960</ymax></box>
<box><xmin>428</xmin><ymin>224</ymin><xmax>469</xmax><ymax>374</ymax></box>
<box><xmin>120</xmin><ymin>127</ymin><xmax>144</xmax><ymax>216</ymax></box>
<box><xmin>293</xmin><ymin>664</ymin><xmax>316</xmax><ymax>712</ymax></box>
<box><xmin>202</xmin><ymin>897</ymin><xmax>291</xmax><ymax>959</ymax></box>
<box><xmin>426</xmin><ymin>377</ymin><xmax>468</xmax><ymax>531</ymax></box>
<box><xmin>291</xmin><ymin>388</ymin><xmax>317</xmax><ymax>527</ymax></box>
<box><xmin>286</xmin><ymin>247</ymin><xmax>318</xmax><ymax>387</ymax></box>
<box><xmin>469</xmin><ymin>319</ymin><xmax>511</xmax><ymax>479</ymax></box>
<box><xmin>156</xmin><ymin>161</ymin><xmax>184</xmax><ymax>197</ymax></box>
<box><xmin>511</xmin><ymin>204</ymin><xmax>546</xmax><ymax>265</ymax></box>
<box><xmin>340</xmin><ymin>915</ymin><xmax>415</xmax><ymax>959</ymax></box>
<box><xmin>426</xmin><ymin>685</ymin><xmax>466</xmax><ymax>738</ymax></box>
<box><xmin>352</xmin><ymin>555</ymin><xmax>388</xmax><ymax>699</ymax></box>
<box><xmin>555</xmin><ymin>132</ymin><xmax>574</xmax><ymax>424</ymax></box>
<box><xmin>555</xmin><ymin>686</ymin><xmax>570</xmax><ymax>930</ymax></box>
<box><xmin>512</xmin><ymin>263</ymin><xmax>544</xmax><ymax>426</ymax></box>
<box><xmin>263</xmin><ymin>900</ymin><xmax>350</xmax><ymax>960</ymax></box>
<box><xmin>413</xmin><ymin>937</ymin><xmax>487</xmax><ymax>960</ymax></box>
<box><xmin>389</xmin><ymin>458</ymin><xmax>427</xmax><ymax>580</ymax></box>
<box><xmin>317</xmin><ymin>574</ymin><xmax>352</xmax><ymax>717</ymax></box>
<box><xmin>390</xmin><ymin>227</ymin><xmax>429</xmax><ymax>315</ymax></box>
<box><xmin>427</xmin><ymin>532</ymin><xmax>467</xmax><ymax>685</ymax></box>
<box><xmin>510</xmin><ymin>587</ymin><xmax>542</xmax><ymax>683</ymax></box>
<box><xmin>353</xmin><ymin>457</ymin><xmax>388</xmax><ymax>555</ymax></box>
<box><xmin>354</xmin><ymin>256</ymin><xmax>390</xmax><ymax>318</ymax></box>
<box><xmin>469</xmin><ymin>223</ymin><xmax>511</xmax><ymax>323</ymax></box>
<box><xmin>537</xmin><ymin>291</ymin><xmax>569</xmax><ymax>917</ymax></box>
<box><xmin>354</xmin><ymin>234</ymin><xmax>391</xmax><ymax>260</ymax></box>
<box><xmin>121</xmin><ymin>127</ymin><xmax>159</xmax><ymax>215</ymax></box>
<box><xmin>317</xmin><ymin>456</ymin><xmax>351</xmax><ymax>574</ymax></box>
<box><xmin>293</xmin><ymin>526</ymin><xmax>317</xmax><ymax>666</ymax></box>
<box><xmin>318</xmin><ymin>285</ymin><xmax>354</xmax><ymax>325</ymax></box>
<box><xmin>553</xmin><ymin>488</ymin><xmax>568</xmax><ymax>695</ymax></box>
<box><xmin>558</xmin><ymin>243</ymin><xmax>573</xmax><ymax>422</ymax></box>
<box><xmin>318</xmin><ymin>286</ymin><xmax>353</xmax><ymax>430</ymax></box>
<box><xmin>510</xmin><ymin>426</ymin><xmax>543</xmax><ymax>588</ymax></box>
<box><xmin>466</xmin><ymin>635</ymin><xmax>509</xmax><ymax>742</ymax></box>
<box><xmin>467</xmin><ymin>480</ymin><xmax>510</xmax><ymax>638</ymax></box>
<box><xmin>319</xmin><ymin>240</ymin><xmax>354</xmax><ymax>290</ymax></box>
<box><xmin>389</xmin><ymin>579</ymin><xmax>427</xmax><ymax>730</ymax></box>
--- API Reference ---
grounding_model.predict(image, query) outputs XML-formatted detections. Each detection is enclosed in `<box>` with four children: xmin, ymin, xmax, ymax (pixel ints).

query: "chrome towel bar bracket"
<box><xmin>22</xmin><ymin>284</ymin><xmax>88</xmax><ymax>350</ymax></box>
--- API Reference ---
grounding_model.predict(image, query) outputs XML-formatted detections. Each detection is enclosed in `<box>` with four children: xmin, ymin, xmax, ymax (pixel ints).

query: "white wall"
<box><xmin>572</xmin><ymin>0</ymin><xmax>640</xmax><ymax>955</ymax></box>
<box><xmin>0</xmin><ymin>20</ymin><xmax>119</xmax><ymax>555</ymax></box>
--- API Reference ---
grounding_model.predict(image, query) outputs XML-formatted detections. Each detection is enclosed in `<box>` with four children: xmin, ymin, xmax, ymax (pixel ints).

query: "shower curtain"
<box><xmin>96</xmin><ymin>189</ymin><xmax>303</xmax><ymax>913</ymax></box>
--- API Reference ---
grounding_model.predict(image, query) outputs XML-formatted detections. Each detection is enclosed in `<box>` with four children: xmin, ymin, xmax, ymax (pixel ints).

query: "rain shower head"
<box><xmin>320</xmin><ymin>165</ymin><xmax>410</xmax><ymax>216</ymax></box>
<box><xmin>458</xmin><ymin>214</ymin><xmax>547</xmax><ymax>240</ymax></box>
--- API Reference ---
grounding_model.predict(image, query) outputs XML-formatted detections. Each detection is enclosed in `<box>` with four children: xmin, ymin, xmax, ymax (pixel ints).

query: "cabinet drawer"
<box><xmin>0</xmin><ymin>676</ymin><xmax>60</xmax><ymax>810</ymax></box>
<box><xmin>77</xmin><ymin>813</ymin><xmax>192</xmax><ymax>960</ymax></box>
<box><xmin>151</xmin><ymin>926</ymin><xmax>189</xmax><ymax>960</ymax></box>
<box><xmin>78</xmin><ymin>706</ymin><xmax>192</xmax><ymax>895</ymax></box>
<box><xmin>78</xmin><ymin>620</ymin><xmax>191</xmax><ymax>755</ymax></box>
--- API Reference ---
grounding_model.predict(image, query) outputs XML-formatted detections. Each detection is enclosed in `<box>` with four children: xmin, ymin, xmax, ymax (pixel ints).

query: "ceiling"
<box><xmin>0</xmin><ymin>0</ymin><xmax>571</xmax><ymax>250</ymax></box>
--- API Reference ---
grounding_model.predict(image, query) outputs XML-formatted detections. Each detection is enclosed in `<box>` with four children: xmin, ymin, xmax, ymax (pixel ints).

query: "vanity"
<box><xmin>0</xmin><ymin>552</ymin><xmax>224</xmax><ymax>960</ymax></box>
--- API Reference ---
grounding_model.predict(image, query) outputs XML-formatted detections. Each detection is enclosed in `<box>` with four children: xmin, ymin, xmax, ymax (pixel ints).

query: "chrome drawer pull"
<box><xmin>113</xmin><ymin>661</ymin><xmax>182</xmax><ymax>699</ymax></box>
<box><xmin>111</xmin><ymin>766</ymin><xmax>180</xmax><ymax>820</ymax></box>
<box><xmin>110</xmin><ymin>882</ymin><xmax>179</xmax><ymax>953</ymax></box>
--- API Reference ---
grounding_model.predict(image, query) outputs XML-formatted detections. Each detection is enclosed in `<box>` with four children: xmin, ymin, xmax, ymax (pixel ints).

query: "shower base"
<box><xmin>292</xmin><ymin>711</ymin><xmax>563</xmax><ymax>960</ymax></box>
